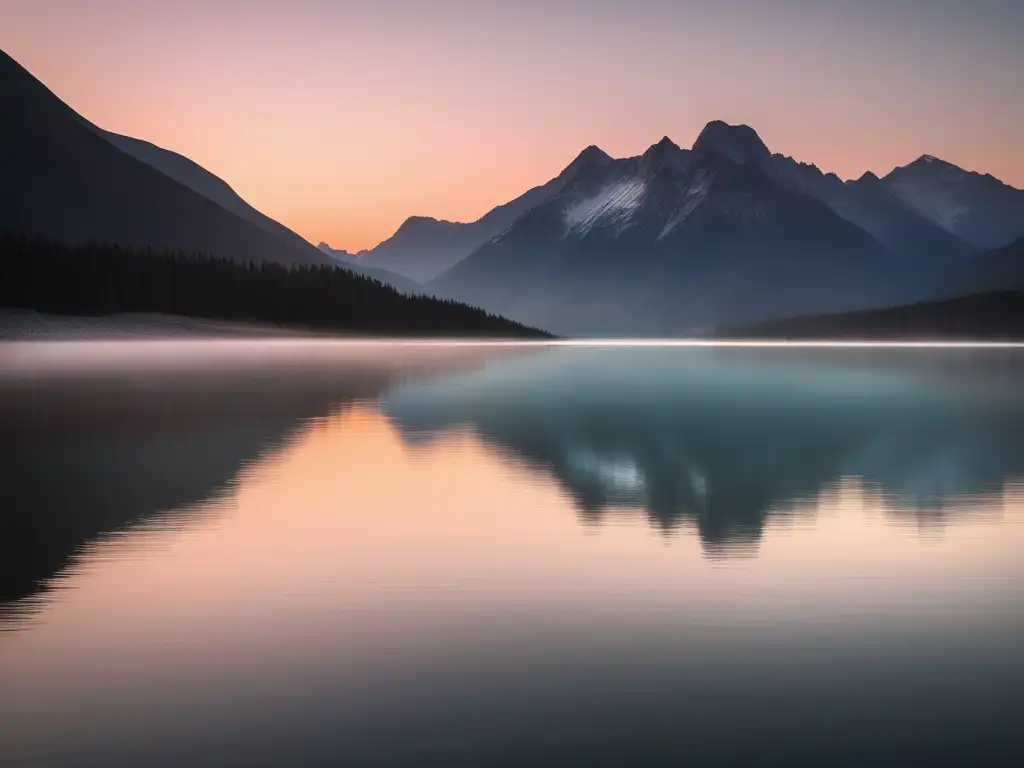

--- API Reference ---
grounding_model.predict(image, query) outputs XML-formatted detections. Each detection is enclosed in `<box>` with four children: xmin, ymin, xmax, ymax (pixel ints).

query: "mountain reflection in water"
<box><xmin>384</xmin><ymin>346</ymin><xmax>1024</xmax><ymax>555</ymax></box>
<box><xmin>1</xmin><ymin>342</ymin><xmax>1022</xmax><ymax>767</ymax></box>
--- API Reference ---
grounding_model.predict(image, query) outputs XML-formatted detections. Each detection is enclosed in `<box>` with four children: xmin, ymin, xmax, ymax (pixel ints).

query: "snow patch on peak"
<box><xmin>887</xmin><ymin>176</ymin><xmax>968</xmax><ymax>229</ymax></box>
<box><xmin>658</xmin><ymin>170</ymin><xmax>712</xmax><ymax>240</ymax></box>
<box><xmin>922</xmin><ymin>155</ymin><xmax>937</xmax><ymax>163</ymax></box>
<box><xmin>565</xmin><ymin>178</ymin><xmax>646</xmax><ymax>237</ymax></box>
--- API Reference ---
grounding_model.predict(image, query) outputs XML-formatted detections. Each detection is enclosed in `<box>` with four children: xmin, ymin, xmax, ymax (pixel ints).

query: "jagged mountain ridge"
<box><xmin>318</xmin><ymin>243</ymin><xmax>357</xmax><ymax>262</ymax></box>
<box><xmin>884</xmin><ymin>155</ymin><xmax>1024</xmax><ymax>249</ymax></box>
<box><xmin>5</xmin><ymin>38</ymin><xmax>1019</xmax><ymax>337</ymax></box>
<box><xmin>423</xmin><ymin>121</ymin><xmax>1022</xmax><ymax>335</ymax></box>
<box><xmin>354</xmin><ymin>121</ymin><xmax>1013</xmax><ymax>292</ymax></box>
<box><xmin>429</xmin><ymin>128</ymin><xmax>927</xmax><ymax>335</ymax></box>
<box><xmin>762</xmin><ymin>154</ymin><xmax>976</xmax><ymax>264</ymax></box>
<box><xmin>331</xmin><ymin>147</ymin><xmax>611</xmax><ymax>282</ymax></box>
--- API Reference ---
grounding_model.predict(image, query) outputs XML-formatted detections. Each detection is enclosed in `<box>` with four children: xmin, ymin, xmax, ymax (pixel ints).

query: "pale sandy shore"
<box><xmin>0</xmin><ymin>310</ymin><xmax>326</xmax><ymax>340</ymax></box>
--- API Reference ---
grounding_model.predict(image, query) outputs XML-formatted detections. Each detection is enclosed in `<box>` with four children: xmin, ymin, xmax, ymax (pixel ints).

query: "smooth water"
<box><xmin>1</xmin><ymin>341</ymin><xmax>1022</xmax><ymax>767</ymax></box>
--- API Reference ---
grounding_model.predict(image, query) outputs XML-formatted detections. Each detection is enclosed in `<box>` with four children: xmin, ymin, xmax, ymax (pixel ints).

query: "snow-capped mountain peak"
<box><xmin>882</xmin><ymin>154</ymin><xmax>1024</xmax><ymax>247</ymax></box>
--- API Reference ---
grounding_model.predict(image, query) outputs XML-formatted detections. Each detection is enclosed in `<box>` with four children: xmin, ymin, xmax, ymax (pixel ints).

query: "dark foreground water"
<box><xmin>1</xmin><ymin>341</ymin><xmax>1022</xmax><ymax>767</ymax></box>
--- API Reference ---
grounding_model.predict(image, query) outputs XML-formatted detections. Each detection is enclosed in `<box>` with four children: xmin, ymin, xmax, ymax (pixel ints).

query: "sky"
<box><xmin>1</xmin><ymin>0</ymin><xmax>1022</xmax><ymax>251</ymax></box>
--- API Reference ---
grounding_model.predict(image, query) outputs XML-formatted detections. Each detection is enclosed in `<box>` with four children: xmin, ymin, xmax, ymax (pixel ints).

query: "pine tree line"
<box><xmin>0</xmin><ymin>234</ymin><xmax>549</xmax><ymax>337</ymax></box>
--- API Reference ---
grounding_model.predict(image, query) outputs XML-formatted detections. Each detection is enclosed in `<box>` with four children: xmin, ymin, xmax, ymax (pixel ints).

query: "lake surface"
<box><xmin>1</xmin><ymin>341</ymin><xmax>1023</xmax><ymax>767</ymax></box>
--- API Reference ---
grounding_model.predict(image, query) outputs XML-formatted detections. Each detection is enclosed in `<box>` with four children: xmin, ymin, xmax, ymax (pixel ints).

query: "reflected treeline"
<box><xmin>383</xmin><ymin>346</ymin><xmax>1024</xmax><ymax>555</ymax></box>
<box><xmin>0</xmin><ymin>342</ymin><xmax>513</xmax><ymax>616</ymax></box>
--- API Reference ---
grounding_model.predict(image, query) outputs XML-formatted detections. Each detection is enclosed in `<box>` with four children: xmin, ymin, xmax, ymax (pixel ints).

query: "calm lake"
<box><xmin>1</xmin><ymin>341</ymin><xmax>1022</xmax><ymax>767</ymax></box>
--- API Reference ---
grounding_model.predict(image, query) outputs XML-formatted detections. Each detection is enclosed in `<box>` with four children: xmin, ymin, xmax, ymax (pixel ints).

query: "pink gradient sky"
<box><xmin>2</xmin><ymin>0</ymin><xmax>1022</xmax><ymax>251</ymax></box>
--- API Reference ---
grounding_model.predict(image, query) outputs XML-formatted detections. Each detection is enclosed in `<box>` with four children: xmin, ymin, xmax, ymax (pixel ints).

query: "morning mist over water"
<box><xmin>1</xmin><ymin>341</ymin><xmax>1021</xmax><ymax>766</ymax></box>
<box><xmin>3</xmin><ymin>1</ymin><xmax>1024</xmax><ymax>763</ymax></box>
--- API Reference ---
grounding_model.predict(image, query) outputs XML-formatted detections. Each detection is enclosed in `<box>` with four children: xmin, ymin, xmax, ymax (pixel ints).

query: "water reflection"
<box><xmin>384</xmin><ymin>347</ymin><xmax>1024</xmax><ymax>555</ymax></box>
<box><xmin>1</xmin><ymin>343</ymin><xmax>1022</xmax><ymax>766</ymax></box>
<box><xmin>0</xmin><ymin>341</ymin><xmax>514</xmax><ymax>616</ymax></box>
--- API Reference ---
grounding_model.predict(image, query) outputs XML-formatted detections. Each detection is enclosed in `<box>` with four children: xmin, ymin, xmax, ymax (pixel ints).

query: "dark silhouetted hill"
<box><xmin>884</xmin><ymin>156</ymin><xmax>1024</xmax><ymax>250</ymax></box>
<box><xmin>0</xmin><ymin>235</ymin><xmax>550</xmax><ymax>338</ymax></box>
<box><xmin>722</xmin><ymin>290</ymin><xmax>1024</xmax><ymax>341</ymax></box>
<box><xmin>0</xmin><ymin>49</ymin><xmax>334</xmax><ymax>267</ymax></box>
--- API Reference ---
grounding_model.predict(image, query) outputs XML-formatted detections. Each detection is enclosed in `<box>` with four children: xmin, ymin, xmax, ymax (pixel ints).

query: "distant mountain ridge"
<box><xmin>0</xmin><ymin>47</ymin><xmax>420</xmax><ymax>295</ymax></box>
<box><xmin>326</xmin><ymin>149</ymin><xmax>611</xmax><ymax>282</ymax></box>
<box><xmin>0</xmin><ymin>48</ymin><xmax>329</xmax><ymax>269</ymax></box>
<box><xmin>94</xmin><ymin>116</ymin><xmax>418</xmax><ymax>293</ymax></box>
<box><xmin>341</xmin><ymin>123</ymin><xmax>1018</xmax><ymax>301</ymax></box>
<box><xmin>403</xmin><ymin>122</ymin><xmax>1024</xmax><ymax>335</ymax></box>
<box><xmin>884</xmin><ymin>155</ymin><xmax>1024</xmax><ymax>249</ymax></box>
<box><xmin>762</xmin><ymin>152</ymin><xmax>976</xmax><ymax>264</ymax></box>
<box><xmin>99</xmin><ymin>130</ymin><xmax>316</xmax><ymax>253</ymax></box>
<box><xmin>427</xmin><ymin>127</ymin><xmax>915</xmax><ymax>334</ymax></box>
<box><xmin>5</xmin><ymin>40</ymin><xmax>1022</xmax><ymax>338</ymax></box>
<box><xmin>722</xmin><ymin>289</ymin><xmax>1024</xmax><ymax>341</ymax></box>
<box><xmin>318</xmin><ymin>242</ymin><xmax>356</xmax><ymax>262</ymax></box>
<box><xmin>956</xmin><ymin>238</ymin><xmax>1024</xmax><ymax>294</ymax></box>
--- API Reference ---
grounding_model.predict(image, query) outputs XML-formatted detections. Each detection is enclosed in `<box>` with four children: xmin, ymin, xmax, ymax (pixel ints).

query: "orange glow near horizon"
<box><xmin>4</xmin><ymin>403</ymin><xmax>1022</xmax><ymax>636</ymax></box>
<box><xmin>1</xmin><ymin>399</ymin><xmax>1022</xmax><ymax>761</ymax></box>
<box><xmin>2</xmin><ymin>1</ymin><xmax>1022</xmax><ymax>252</ymax></box>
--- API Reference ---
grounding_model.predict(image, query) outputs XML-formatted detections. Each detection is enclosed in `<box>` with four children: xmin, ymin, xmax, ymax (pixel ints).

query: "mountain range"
<box><xmin>320</xmin><ymin>153</ymin><xmax>603</xmax><ymax>282</ymax></box>
<box><xmin>329</xmin><ymin>125</ymin><xmax>1023</xmax><ymax>336</ymax></box>
<box><xmin>3</xmin><ymin>43</ymin><xmax>1022</xmax><ymax>337</ymax></box>
<box><xmin>433</xmin><ymin>133</ymin><xmax>907</xmax><ymax>335</ymax></box>
<box><xmin>0</xmin><ymin>48</ymin><xmax>419</xmax><ymax>295</ymax></box>
<box><xmin>725</xmin><ymin>287</ymin><xmax>1024</xmax><ymax>341</ymax></box>
<box><xmin>384</xmin><ymin>348</ymin><xmax>1024</xmax><ymax>552</ymax></box>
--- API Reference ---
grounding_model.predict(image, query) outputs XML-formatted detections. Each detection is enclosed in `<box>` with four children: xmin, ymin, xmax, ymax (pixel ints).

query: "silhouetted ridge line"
<box><xmin>0</xmin><ymin>234</ymin><xmax>550</xmax><ymax>337</ymax></box>
<box><xmin>0</xmin><ymin>48</ymin><xmax>340</xmax><ymax>270</ymax></box>
<box><xmin>720</xmin><ymin>290</ymin><xmax>1024</xmax><ymax>341</ymax></box>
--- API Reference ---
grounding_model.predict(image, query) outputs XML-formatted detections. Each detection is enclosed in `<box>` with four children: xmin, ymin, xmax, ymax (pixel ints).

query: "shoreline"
<box><xmin>0</xmin><ymin>309</ymin><xmax>333</xmax><ymax>340</ymax></box>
